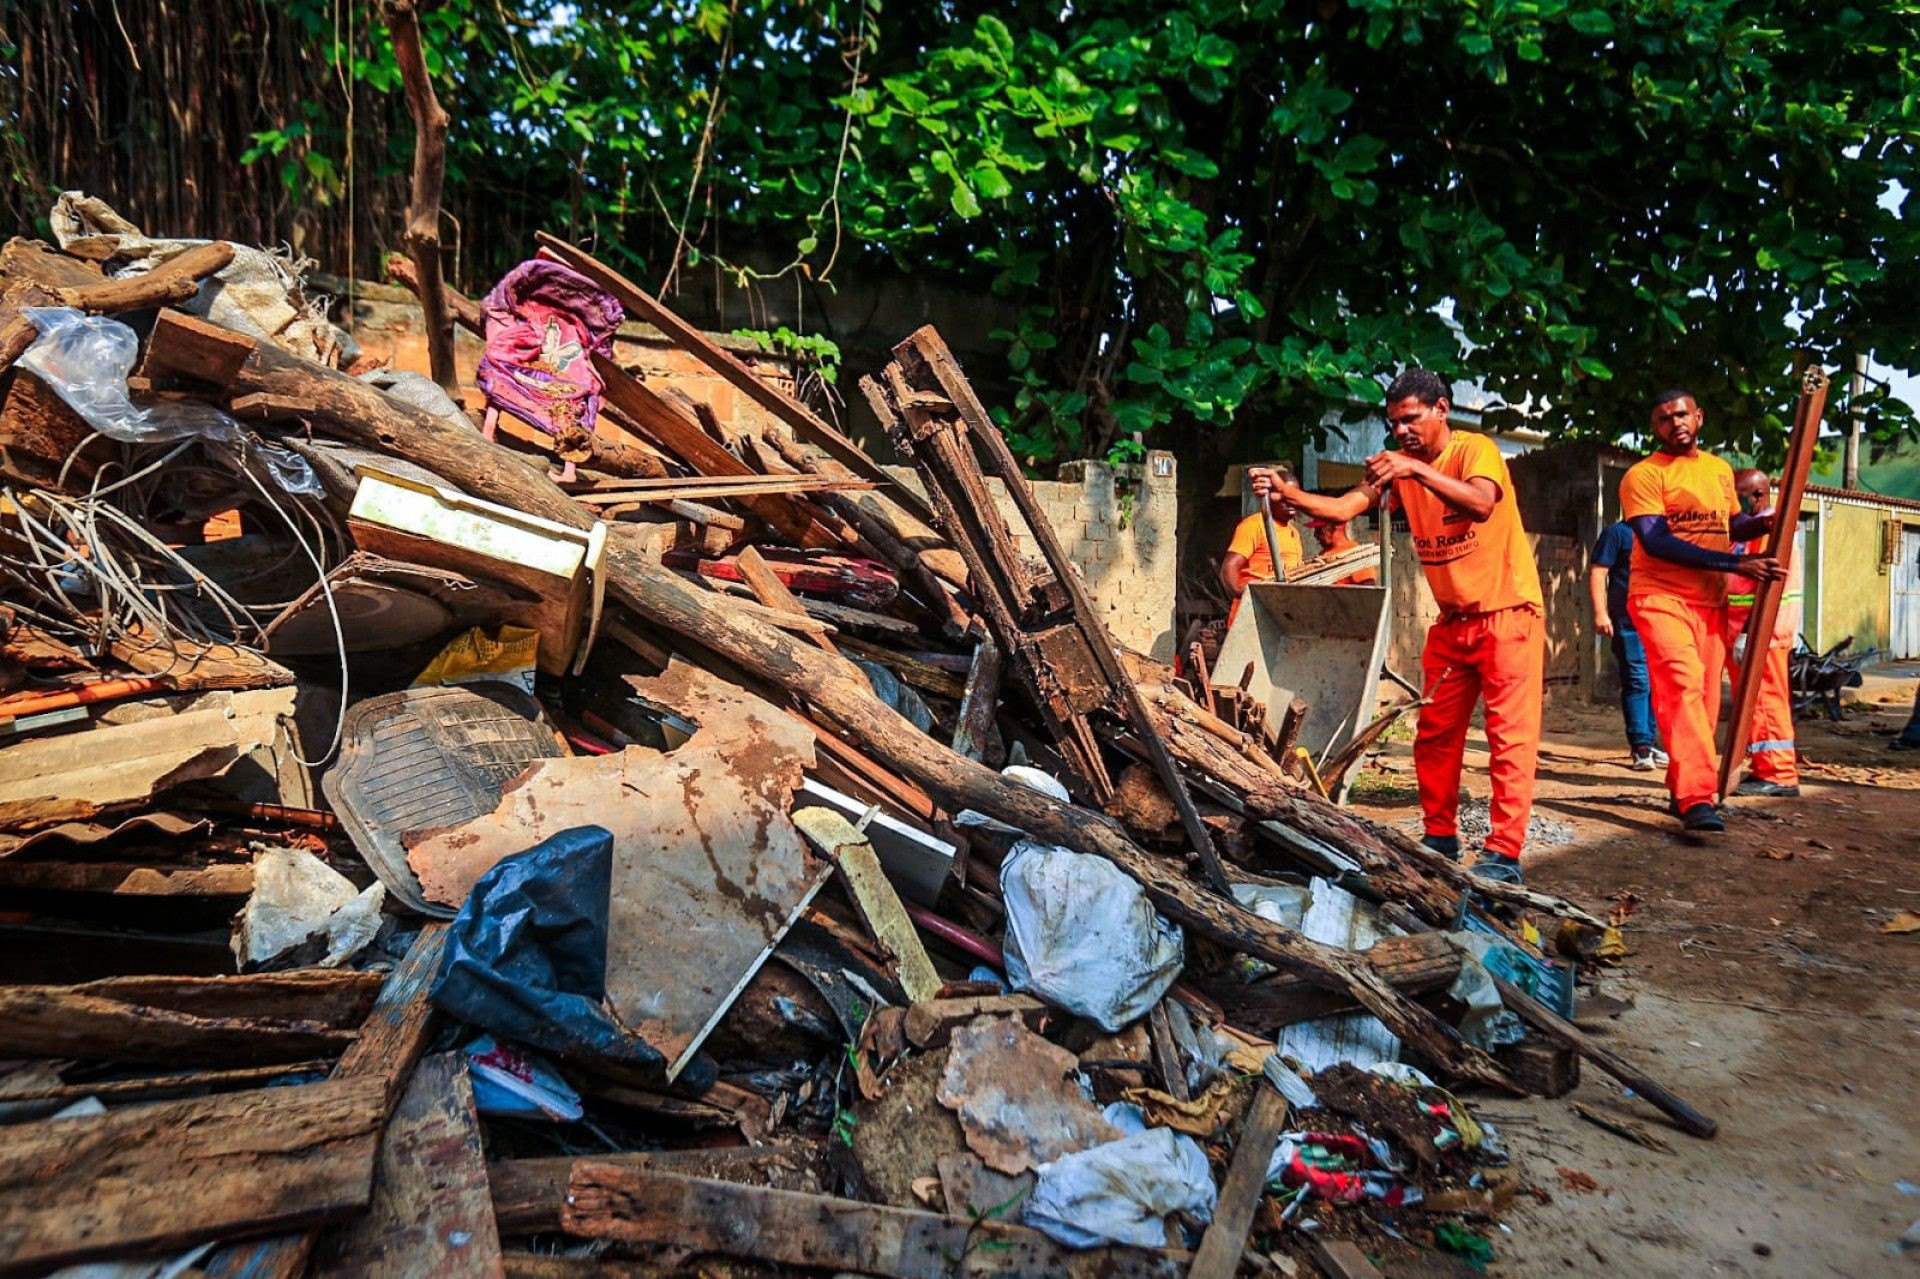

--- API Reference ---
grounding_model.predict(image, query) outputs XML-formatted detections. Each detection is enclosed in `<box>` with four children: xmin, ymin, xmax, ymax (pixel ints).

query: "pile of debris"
<box><xmin>0</xmin><ymin>206</ymin><xmax>1708</xmax><ymax>1278</ymax></box>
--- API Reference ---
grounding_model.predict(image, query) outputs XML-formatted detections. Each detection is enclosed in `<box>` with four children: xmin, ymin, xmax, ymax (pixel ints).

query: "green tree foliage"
<box><xmin>260</xmin><ymin>0</ymin><xmax>1920</xmax><ymax>462</ymax></box>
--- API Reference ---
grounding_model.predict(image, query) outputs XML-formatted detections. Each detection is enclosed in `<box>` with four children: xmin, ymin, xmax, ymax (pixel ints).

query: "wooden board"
<box><xmin>559</xmin><ymin>1165</ymin><xmax>1186</xmax><ymax>1279</ymax></box>
<box><xmin>0</xmin><ymin>985</ymin><xmax>355</xmax><ymax>1066</ymax></box>
<box><xmin>1720</xmin><ymin>367</ymin><xmax>1829</xmax><ymax>799</ymax></box>
<box><xmin>0</xmin><ymin>1075</ymin><xmax>383</xmax><ymax>1275</ymax></box>
<box><xmin>489</xmin><ymin>1145</ymin><xmax>830</xmax><ymax>1235</ymax></box>
<box><xmin>313</xmin><ymin>1054</ymin><xmax>503</xmax><ymax>1278</ymax></box>
<box><xmin>1186</xmin><ymin>1082</ymin><xmax>1290</xmax><ymax>1279</ymax></box>
<box><xmin>792</xmin><ymin>807</ymin><xmax>942</xmax><ymax>1002</ymax></box>
<box><xmin>202</xmin><ymin>923</ymin><xmax>451</xmax><ymax>1279</ymax></box>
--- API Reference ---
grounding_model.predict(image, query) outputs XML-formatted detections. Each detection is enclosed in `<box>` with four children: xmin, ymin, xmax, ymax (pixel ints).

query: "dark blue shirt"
<box><xmin>1591</xmin><ymin>521</ymin><xmax>1635</xmax><ymax>631</ymax></box>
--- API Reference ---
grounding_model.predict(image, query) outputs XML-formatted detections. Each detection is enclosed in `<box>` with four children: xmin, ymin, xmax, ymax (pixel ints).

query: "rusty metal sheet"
<box><xmin>0</xmin><ymin>811</ymin><xmax>210</xmax><ymax>860</ymax></box>
<box><xmin>405</xmin><ymin>663</ymin><xmax>826</xmax><ymax>1081</ymax></box>
<box><xmin>936</xmin><ymin>1017</ymin><xmax>1121</xmax><ymax>1175</ymax></box>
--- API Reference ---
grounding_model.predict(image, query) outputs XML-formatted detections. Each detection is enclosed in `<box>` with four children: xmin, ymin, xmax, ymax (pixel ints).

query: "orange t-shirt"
<box><xmin>1390</xmin><ymin>431</ymin><xmax>1542</xmax><ymax>615</ymax></box>
<box><xmin>1619</xmin><ymin>451</ymin><xmax>1736</xmax><ymax>606</ymax></box>
<box><xmin>1226</xmin><ymin>512</ymin><xmax>1303</xmax><ymax>582</ymax></box>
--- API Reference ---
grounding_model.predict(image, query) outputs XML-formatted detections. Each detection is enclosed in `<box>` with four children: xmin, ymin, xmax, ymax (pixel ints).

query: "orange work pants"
<box><xmin>1728</xmin><ymin>643</ymin><xmax>1798</xmax><ymax>785</ymax></box>
<box><xmin>1628</xmin><ymin>593</ymin><xmax>1726</xmax><ymax>810</ymax></box>
<box><xmin>1415</xmin><ymin>605</ymin><xmax>1544</xmax><ymax>860</ymax></box>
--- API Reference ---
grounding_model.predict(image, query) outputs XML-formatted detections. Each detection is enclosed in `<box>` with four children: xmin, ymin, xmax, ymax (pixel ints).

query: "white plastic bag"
<box><xmin>19</xmin><ymin>307</ymin><xmax>320</xmax><ymax>496</ymax></box>
<box><xmin>1000</xmin><ymin>841</ymin><xmax>1183</xmax><ymax>1032</ymax></box>
<box><xmin>1024</xmin><ymin>1127</ymin><xmax>1217</xmax><ymax>1249</ymax></box>
<box><xmin>232</xmin><ymin>846</ymin><xmax>384</xmax><ymax>970</ymax></box>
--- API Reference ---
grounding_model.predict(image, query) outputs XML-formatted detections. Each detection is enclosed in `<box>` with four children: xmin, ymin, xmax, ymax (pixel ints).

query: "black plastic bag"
<box><xmin>430</xmin><ymin>824</ymin><xmax>688</xmax><ymax>1081</ymax></box>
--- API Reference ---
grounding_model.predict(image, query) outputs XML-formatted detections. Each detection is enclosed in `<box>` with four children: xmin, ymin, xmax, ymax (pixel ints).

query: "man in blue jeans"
<box><xmin>1589</xmin><ymin>520</ymin><xmax>1668</xmax><ymax>770</ymax></box>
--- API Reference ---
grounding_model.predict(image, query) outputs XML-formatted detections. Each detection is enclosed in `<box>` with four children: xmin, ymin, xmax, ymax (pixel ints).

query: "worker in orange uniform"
<box><xmin>1305</xmin><ymin>515</ymin><xmax>1381</xmax><ymax>585</ymax></box>
<box><xmin>1724</xmin><ymin>468</ymin><xmax>1801</xmax><ymax>797</ymax></box>
<box><xmin>1619</xmin><ymin>390</ymin><xmax>1784</xmax><ymax>835</ymax></box>
<box><xmin>1220</xmin><ymin>463</ymin><xmax>1304</xmax><ymax>626</ymax></box>
<box><xmin>1263</xmin><ymin>370</ymin><xmax>1543</xmax><ymax>885</ymax></box>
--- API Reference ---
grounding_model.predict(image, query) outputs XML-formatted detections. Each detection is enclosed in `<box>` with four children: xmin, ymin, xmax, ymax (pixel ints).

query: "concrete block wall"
<box><xmin>888</xmin><ymin>453</ymin><xmax>1180</xmax><ymax>661</ymax></box>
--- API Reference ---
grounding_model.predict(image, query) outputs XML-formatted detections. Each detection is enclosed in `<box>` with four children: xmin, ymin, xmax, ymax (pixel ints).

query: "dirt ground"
<box><xmin>1345</xmin><ymin>665</ymin><xmax>1920</xmax><ymax>1278</ymax></box>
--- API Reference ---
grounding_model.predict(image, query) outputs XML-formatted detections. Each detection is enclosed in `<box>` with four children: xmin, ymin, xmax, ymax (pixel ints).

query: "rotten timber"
<box><xmin>559</xmin><ymin>1165</ymin><xmax>1187</xmax><ymax>1279</ymax></box>
<box><xmin>228</xmin><ymin>289</ymin><xmax>1517</xmax><ymax>1090</ymax></box>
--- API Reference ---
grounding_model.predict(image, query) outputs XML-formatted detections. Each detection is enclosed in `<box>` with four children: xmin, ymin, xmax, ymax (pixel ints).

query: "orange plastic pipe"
<box><xmin>0</xmin><ymin>676</ymin><xmax>166</xmax><ymax>719</ymax></box>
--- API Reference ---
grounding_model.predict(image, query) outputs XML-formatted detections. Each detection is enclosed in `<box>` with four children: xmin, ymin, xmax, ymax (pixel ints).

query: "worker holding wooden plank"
<box><xmin>1618</xmin><ymin>391</ymin><xmax>1784</xmax><ymax>834</ymax></box>
<box><xmin>1219</xmin><ymin>462</ymin><xmax>1304</xmax><ymax>625</ymax></box>
<box><xmin>1265</xmin><ymin>369</ymin><xmax>1543</xmax><ymax>884</ymax></box>
<box><xmin>1723</xmin><ymin>468</ymin><xmax>1802</xmax><ymax>797</ymax></box>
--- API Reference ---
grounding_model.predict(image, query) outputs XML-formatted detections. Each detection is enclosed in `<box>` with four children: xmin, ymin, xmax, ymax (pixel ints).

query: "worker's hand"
<box><xmin>1596</xmin><ymin>610</ymin><xmax>1615</xmax><ymax>639</ymax></box>
<box><xmin>1733</xmin><ymin>554</ymin><xmax>1787</xmax><ymax>582</ymax></box>
<box><xmin>1364</xmin><ymin>450</ymin><xmax>1423</xmax><ymax>488</ymax></box>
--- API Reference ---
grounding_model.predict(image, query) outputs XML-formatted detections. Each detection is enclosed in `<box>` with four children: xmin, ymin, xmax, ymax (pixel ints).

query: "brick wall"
<box><xmin>890</xmin><ymin>453</ymin><xmax>1180</xmax><ymax>661</ymax></box>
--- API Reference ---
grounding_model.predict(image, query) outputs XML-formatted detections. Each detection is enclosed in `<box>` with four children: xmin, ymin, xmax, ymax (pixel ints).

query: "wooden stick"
<box><xmin>560</xmin><ymin>1165</ymin><xmax>1185</xmax><ymax>1279</ymax></box>
<box><xmin>951</xmin><ymin>637</ymin><xmax>1003</xmax><ymax>760</ymax></box>
<box><xmin>1187</xmin><ymin>1082</ymin><xmax>1289</xmax><ymax>1279</ymax></box>
<box><xmin>1719</xmin><ymin>367</ymin><xmax>1827</xmax><ymax>800</ymax></box>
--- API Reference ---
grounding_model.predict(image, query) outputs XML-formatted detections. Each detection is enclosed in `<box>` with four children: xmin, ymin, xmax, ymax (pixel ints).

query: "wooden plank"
<box><xmin>0</xmin><ymin>985</ymin><xmax>355</xmax><ymax>1066</ymax></box>
<box><xmin>1311</xmin><ymin>1239</ymin><xmax>1387</xmax><ymax>1279</ymax></box>
<box><xmin>839</xmin><ymin>635</ymin><xmax>970</xmax><ymax>699</ymax></box>
<box><xmin>792</xmin><ymin>808</ymin><xmax>942</xmax><ymax>1002</ymax></box>
<box><xmin>1146</xmin><ymin>1000</ymin><xmax>1191</xmax><ymax>1101</ymax></box>
<box><xmin>902</xmin><ymin>994</ymin><xmax>1049</xmax><ymax>1050</ymax></box>
<box><xmin>591</xmin><ymin>352</ymin><xmax>834</xmax><ymax>549</ymax></box>
<box><xmin>70</xmin><ymin>969</ymin><xmax>385</xmax><ymax>1025</ymax></box>
<box><xmin>313</xmin><ymin>1053</ymin><xmax>503</xmax><ymax>1278</ymax></box>
<box><xmin>1720</xmin><ymin>367</ymin><xmax>1828</xmax><ymax>799</ymax></box>
<box><xmin>897</xmin><ymin>329</ymin><xmax>1233</xmax><ymax>894</ymax></box>
<box><xmin>0</xmin><ymin>1076</ymin><xmax>384</xmax><ymax>1275</ymax></box>
<box><xmin>203</xmin><ymin>923</ymin><xmax>451</xmax><ymax>1279</ymax></box>
<box><xmin>559</xmin><ymin>1165</ymin><xmax>1186</xmax><ymax>1279</ymax></box>
<box><xmin>0</xmin><ymin>1060</ymin><xmax>335</xmax><ymax>1110</ymax></box>
<box><xmin>1187</xmin><ymin>1082</ymin><xmax>1290</xmax><ymax>1279</ymax></box>
<box><xmin>489</xmin><ymin>1144</ymin><xmax>830</xmax><ymax>1234</ymax></box>
<box><xmin>138</xmin><ymin>306</ymin><xmax>258</xmax><ymax>389</ymax></box>
<box><xmin>534</xmin><ymin>232</ymin><xmax>934</xmax><ymax>526</ymax></box>
<box><xmin>738</xmin><ymin>544</ymin><xmax>839</xmax><ymax>655</ymax></box>
<box><xmin>951</xmin><ymin>637</ymin><xmax>1003</xmax><ymax>760</ymax></box>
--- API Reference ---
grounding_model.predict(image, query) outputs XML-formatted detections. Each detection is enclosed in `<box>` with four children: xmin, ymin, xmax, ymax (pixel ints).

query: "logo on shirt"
<box><xmin>1413</xmin><ymin>528</ymin><xmax>1479</xmax><ymax>564</ymax></box>
<box><xmin>1669</xmin><ymin>508</ymin><xmax>1727</xmax><ymax>537</ymax></box>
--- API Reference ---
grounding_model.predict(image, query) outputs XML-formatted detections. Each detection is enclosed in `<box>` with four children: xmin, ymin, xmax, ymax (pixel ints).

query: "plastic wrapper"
<box><xmin>1000</xmin><ymin>840</ymin><xmax>1183</xmax><ymax>1033</ymax></box>
<box><xmin>430</xmin><ymin>824</ymin><xmax>687</xmax><ymax>1083</ymax></box>
<box><xmin>19</xmin><ymin>307</ymin><xmax>320</xmax><ymax>496</ymax></box>
<box><xmin>415</xmin><ymin>626</ymin><xmax>541</xmax><ymax>694</ymax></box>
<box><xmin>464</xmin><ymin>1034</ymin><xmax>583</xmax><ymax>1122</ymax></box>
<box><xmin>1023</xmin><ymin>1126</ymin><xmax>1216</xmax><ymax>1249</ymax></box>
<box><xmin>853</xmin><ymin>659</ymin><xmax>935</xmax><ymax>734</ymax></box>
<box><xmin>231</xmin><ymin>846</ymin><xmax>383</xmax><ymax>971</ymax></box>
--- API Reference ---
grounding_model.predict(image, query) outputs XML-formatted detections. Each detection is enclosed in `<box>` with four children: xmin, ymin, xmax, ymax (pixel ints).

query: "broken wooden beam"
<box><xmin>902</xmin><ymin>994</ymin><xmax>1050</xmax><ymax>1049</ymax></box>
<box><xmin>0</xmin><ymin>985</ymin><xmax>357</xmax><ymax>1066</ymax></box>
<box><xmin>311</xmin><ymin>1053</ymin><xmax>502</xmax><ymax>1277</ymax></box>
<box><xmin>559</xmin><ymin>1165</ymin><xmax>1186</xmax><ymax>1279</ymax></box>
<box><xmin>489</xmin><ymin>1144</ymin><xmax>831</xmax><ymax>1235</ymax></box>
<box><xmin>0</xmin><ymin>1076</ymin><xmax>384</xmax><ymax>1275</ymax></box>
<box><xmin>1187</xmin><ymin>1081</ymin><xmax>1290</xmax><ymax>1279</ymax></box>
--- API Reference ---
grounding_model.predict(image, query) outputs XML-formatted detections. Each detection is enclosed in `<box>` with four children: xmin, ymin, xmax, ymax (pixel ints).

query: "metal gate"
<box><xmin>1890</xmin><ymin>525</ymin><xmax>1920</xmax><ymax>659</ymax></box>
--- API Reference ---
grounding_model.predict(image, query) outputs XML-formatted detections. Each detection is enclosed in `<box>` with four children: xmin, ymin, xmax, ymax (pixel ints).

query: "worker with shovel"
<box><xmin>1220</xmin><ymin>461</ymin><xmax>1305</xmax><ymax>626</ymax></box>
<box><xmin>1261</xmin><ymin>369</ymin><xmax>1543</xmax><ymax>885</ymax></box>
<box><xmin>1618</xmin><ymin>391</ymin><xmax>1783</xmax><ymax>835</ymax></box>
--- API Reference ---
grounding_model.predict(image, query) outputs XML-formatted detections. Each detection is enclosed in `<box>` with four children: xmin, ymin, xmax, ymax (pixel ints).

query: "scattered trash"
<box><xmin>231</xmin><ymin>846</ymin><xmax>384</xmax><ymax>971</ymax></box>
<box><xmin>1880</xmin><ymin>910</ymin><xmax>1920</xmax><ymax>935</ymax></box>
<box><xmin>1023</xmin><ymin>1126</ymin><xmax>1217</xmax><ymax>1248</ymax></box>
<box><xmin>1000</xmin><ymin>841</ymin><xmax>1184</xmax><ymax>1032</ymax></box>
